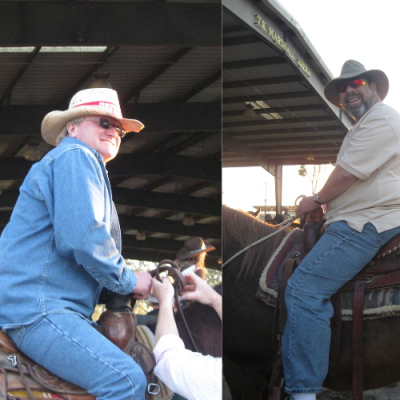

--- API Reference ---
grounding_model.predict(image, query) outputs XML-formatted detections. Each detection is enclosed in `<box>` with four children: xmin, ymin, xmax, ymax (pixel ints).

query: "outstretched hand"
<box><xmin>181</xmin><ymin>272</ymin><xmax>221</xmax><ymax>319</ymax></box>
<box><xmin>132</xmin><ymin>272</ymin><xmax>153</xmax><ymax>300</ymax></box>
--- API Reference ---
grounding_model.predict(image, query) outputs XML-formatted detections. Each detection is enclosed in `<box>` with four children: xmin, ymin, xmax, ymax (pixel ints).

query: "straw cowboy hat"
<box><xmin>41</xmin><ymin>88</ymin><xmax>144</xmax><ymax>146</ymax></box>
<box><xmin>176</xmin><ymin>237</ymin><xmax>216</xmax><ymax>260</ymax></box>
<box><xmin>324</xmin><ymin>60</ymin><xmax>389</xmax><ymax>109</ymax></box>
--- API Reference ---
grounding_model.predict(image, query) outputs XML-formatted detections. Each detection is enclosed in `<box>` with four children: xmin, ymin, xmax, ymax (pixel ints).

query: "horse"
<box><xmin>222</xmin><ymin>205</ymin><xmax>400</xmax><ymax>400</ymax></box>
<box><xmin>144</xmin><ymin>283</ymin><xmax>222</xmax><ymax>357</ymax></box>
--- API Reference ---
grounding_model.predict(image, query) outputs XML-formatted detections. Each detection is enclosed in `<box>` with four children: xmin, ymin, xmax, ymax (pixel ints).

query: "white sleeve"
<box><xmin>153</xmin><ymin>335</ymin><xmax>222</xmax><ymax>400</ymax></box>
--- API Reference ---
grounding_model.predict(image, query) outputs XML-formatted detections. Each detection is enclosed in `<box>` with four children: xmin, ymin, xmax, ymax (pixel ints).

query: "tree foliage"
<box><xmin>298</xmin><ymin>164</ymin><xmax>326</xmax><ymax>194</ymax></box>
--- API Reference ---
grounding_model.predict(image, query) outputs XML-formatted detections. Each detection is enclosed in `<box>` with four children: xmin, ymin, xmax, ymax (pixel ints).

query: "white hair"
<box><xmin>55</xmin><ymin>117</ymin><xmax>85</xmax><ymax>145</ymax></box>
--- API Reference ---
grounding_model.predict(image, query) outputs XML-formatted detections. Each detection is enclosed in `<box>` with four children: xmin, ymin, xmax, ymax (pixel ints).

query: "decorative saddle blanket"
<box><xmin>256</xmin><ymin>229</ymin><xmax>303</xmax><ymax>308</ymax></box>
<box><xmin>257</xmin><ymin>229</ymin><xmax>400</xmax><ymax>320</ymax></box>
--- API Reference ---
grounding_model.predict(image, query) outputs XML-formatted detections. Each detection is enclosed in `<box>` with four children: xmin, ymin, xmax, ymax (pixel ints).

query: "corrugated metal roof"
<box><xmin>0</xmin><ymin>1</ymin><xmax>222</xmax><ymax>268</ymax></box>
<box><xmin>223</xmin><ymin>0</ymin><xmax>353</xmax><ymax>169</ymax></box>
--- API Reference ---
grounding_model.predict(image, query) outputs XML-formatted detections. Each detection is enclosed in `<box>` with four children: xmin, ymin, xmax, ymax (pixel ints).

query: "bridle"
<box><xmin>150</xmin><ymin>260</ymin><xmax>199</xmax><ymax>352</ymax></box>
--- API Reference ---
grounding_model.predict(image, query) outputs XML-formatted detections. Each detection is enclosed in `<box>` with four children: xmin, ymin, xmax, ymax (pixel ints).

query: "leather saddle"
<box><xmin>0</xmin><ymin>306</ymin><xmax>159</xmax><ymax>400</ymax></box>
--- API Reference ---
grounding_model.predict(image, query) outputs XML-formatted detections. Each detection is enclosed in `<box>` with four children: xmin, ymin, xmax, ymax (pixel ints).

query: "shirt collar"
<box><xmin>60</xmin><ymin>137</ymin><xmax>103</xmax><ymax>162</ymax></box>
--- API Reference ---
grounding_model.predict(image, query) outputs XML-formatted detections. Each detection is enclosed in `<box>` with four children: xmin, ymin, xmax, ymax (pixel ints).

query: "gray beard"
<box><xmin>346</xmin><ymin>100</ymin><xmax>368</xmax><ymax>120</ymax></box>
<box><xmin>344</xmin><ymin>93</ymin><xmax>377</xmax><ymax>120</ymax></box>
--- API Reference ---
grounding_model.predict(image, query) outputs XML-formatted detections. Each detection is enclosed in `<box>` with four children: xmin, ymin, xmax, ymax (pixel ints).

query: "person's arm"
<box><xmin>152</xmin><ymin>277</ymin><xmax>179</xmax><ymax>343</ymax></box>
<box><xmin>181</xmin><ymin>272</ymin><xmax>222</xmax><ymax>319</ymax></box>
<box><xmin>131</xmin><ymin>272</ymin><xmax>153</xmax><ymax>300</ymax></box>
<box><xmin>296</xmin><ymin>165</ymin><xmax>357</xmax><ymax>218</ymax></box>
<box><xmin>152</xmin><ymin>276</ymin><xmax>222</xmax><ymax>400</ymax></box>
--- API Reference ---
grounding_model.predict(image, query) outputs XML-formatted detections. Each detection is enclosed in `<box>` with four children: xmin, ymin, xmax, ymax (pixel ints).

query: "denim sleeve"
<box><xmin>35</xmin><ymin>147</ymin><xmax>137</xmax><ymax>295</ymax></box>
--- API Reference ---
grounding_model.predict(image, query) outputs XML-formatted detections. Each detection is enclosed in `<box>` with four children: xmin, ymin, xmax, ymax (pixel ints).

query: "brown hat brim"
<box><xmin>41</xmin><ymin>106</ymin><xmax>144</xmax><ymax>147</ymax></box>
<box><xmin>176</xmin><ymin>242</ymin><xmax>216</xmax><ymax>260</ymax></box>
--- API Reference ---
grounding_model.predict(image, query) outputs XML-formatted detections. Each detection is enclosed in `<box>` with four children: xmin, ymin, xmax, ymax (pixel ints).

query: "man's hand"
<box><xmin>152</xmin><ymin>277</ymin><xmax>175</xmax><ymax>307</ymax></box>
<box><xmin>132</xmin><ymin>272</ymin><xmax>153</xmax><ymax>300</ymax></box>
<box><xmin>296</xmin><ymin>196</ymin><xmax>320</xmax><ymax>219</ymax></box>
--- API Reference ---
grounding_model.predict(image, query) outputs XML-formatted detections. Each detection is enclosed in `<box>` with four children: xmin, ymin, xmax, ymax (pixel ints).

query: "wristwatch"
<box><xmin>313</xmin><ymin>193</ymin><xmax>324</xmax><ymax>205</ymax></box>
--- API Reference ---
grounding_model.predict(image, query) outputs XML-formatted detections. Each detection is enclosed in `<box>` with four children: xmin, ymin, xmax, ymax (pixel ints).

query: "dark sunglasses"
<box><xmin>86</xmin><ymin>117</ymin><xmax>127</xmax><ymax>138</ymax></box>
<box><xmin>338</xmin><ymin>79</ymin><xmax>366</xmax><ymax>93</ymax></box>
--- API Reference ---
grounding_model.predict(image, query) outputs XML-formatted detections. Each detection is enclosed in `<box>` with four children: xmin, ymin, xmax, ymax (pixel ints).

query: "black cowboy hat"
<box><xmin>176</xmin><ymin>237</ymin><xmax>216</xmax><ymax>260</ymax></box>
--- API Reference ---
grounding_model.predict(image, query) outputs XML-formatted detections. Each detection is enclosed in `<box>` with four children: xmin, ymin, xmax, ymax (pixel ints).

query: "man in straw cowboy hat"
<box><xmin>0</xmin><ymin>88</ymin><xmax>153</xmax><ymax>400</ymax></box>
<box><xmin>282</xmin><ymin>60</ymin><xmax>400</xmax><ymax>400</ymax></box>
<box><xmin>175</xmin><ymin>237</ymin><xmax>216</xmax><ymax>280</ymax></box>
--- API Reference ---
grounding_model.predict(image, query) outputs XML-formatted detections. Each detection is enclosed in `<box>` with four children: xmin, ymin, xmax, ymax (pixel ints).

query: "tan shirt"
<box><xmin>325</xmin><ymin>103</ymin><xmax>400</xmax><ymax>233</ymax></box>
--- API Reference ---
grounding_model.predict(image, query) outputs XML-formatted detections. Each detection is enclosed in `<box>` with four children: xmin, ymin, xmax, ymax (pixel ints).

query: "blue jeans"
<box><xmin>282</xmin><ymin>221</ymin><xmax>400</xmax><ymax>394</ymax></box>
<box><xmin>7</xmin><ymin>313</ymin><xmax>147</xmax><ymax>400</ymax></box>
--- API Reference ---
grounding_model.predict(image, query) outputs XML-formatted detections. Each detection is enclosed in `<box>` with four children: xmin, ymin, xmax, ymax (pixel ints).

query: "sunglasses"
<box><xmin>338</xmin><ymin>79</ymin><xmax>367</xmax><ymax>93</ymax></box>
<box><xmin>85</xmin><ymin>117</ymin><xmax>127</xmax><ymax>138</ymax></box>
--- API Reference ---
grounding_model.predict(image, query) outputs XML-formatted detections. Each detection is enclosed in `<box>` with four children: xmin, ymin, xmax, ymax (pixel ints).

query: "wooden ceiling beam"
<box><xmin>0</xmin><ymin>47</ymin><xmax>41</xmax><ymax>105</ymax></box>
<box><xmin>62</xmin><ymin>46</ymin><xmax>120</xmax><ymax>103</ymax></box>
<box><xmin>112</xmin><ymin>187</ymin><xmax>221</xmax><ymax>217</ymax></box>
<box><xmin>224</xmin><ymin>126</ymin><xmax>346</xmax><ymax>138</ymax></box>
<box><xmin>223</xmin><ymin>75</ymin><xmax>302</xmax><ymax>89</ymax></box>
<box><xmin>223</xmin><ymin>91</ymin><xmax>315</xmax><ymax>105</ymax></box>
<box><xmin>0</xmin><ymin>3</ymin><xmax>220</xmax><ymax>46</ymax></box>
<box><xmin>118</xmin><ymin>214</ymin><xmax>220</xmax><ymax>239</ymax></box>
<box><xmin>223</xmin><ymin>104</ymin><xmax>327</xmax><ymax>117</ymax></box>
<box><xmin>0</xmin><ymin>153</ymin><xmax>221</xmax><ymax>182</ymax></box>
<box><xmin>0</xmin><ymin>103</ymin><xmax>220</xmax><ymax>136</ymax></box>
<box><xmin>123</xmin><ymin>47</ymin><xmax>193</xmax><ymax>103</ymax></box>
<box><xmin>223</xmin><ymin>34</ymin><xmax>263</xmax><ymax>47</ymax></box>
<box><xmin>223</xmin><ymin>116</ymin><xmax>335</xmax><ymax>128</ymax></box>
<box><xmin>179</xmin><ymin>70</ymin><xmax>221</xmax><ymax>102</ymax></box>
<box><xmin>223</xmin><ymin>56</ymin><xmax>286</xmax><ymax>70</ymax></box>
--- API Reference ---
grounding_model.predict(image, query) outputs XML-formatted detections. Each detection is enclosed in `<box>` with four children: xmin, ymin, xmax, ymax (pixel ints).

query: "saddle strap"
<box><xmin>16</xmin><ymin>356</ymin><xmax>36</xmax><ymax>400</ymax></box>
<box><xmin>353</xmin><ymin>278</ymin><xmax>366</xmax><ymax>400</ymax></box>
<box><xmin>267</xmin><ymin>349</ymin><xmax>284</xmax><ymax>400</ymax></box>
<box><xmin>0</xmin><ymin>362</ymin><xmax>7</xmax><ymax>400</ymax></box>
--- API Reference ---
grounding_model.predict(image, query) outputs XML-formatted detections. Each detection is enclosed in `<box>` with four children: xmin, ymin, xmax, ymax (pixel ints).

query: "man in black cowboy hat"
<box><xmin>175</xmin><ymin>237</ymin><xmax>216</xmax><ymax>280</ymax></box>
<box><xmin>282</xmin><ymin>60</ymin><xmax>400</xmax><ymax>400</ymax></box>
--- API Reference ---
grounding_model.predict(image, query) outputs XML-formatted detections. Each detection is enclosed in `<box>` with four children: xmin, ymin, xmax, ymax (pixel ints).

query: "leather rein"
<box><xmin>149</xmin><ymin>260</ymin><xmax>199</xmax><ymax>353</ymax></box>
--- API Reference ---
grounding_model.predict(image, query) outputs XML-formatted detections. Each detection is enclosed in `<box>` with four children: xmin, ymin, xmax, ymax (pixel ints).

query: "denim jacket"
<box><xmin>0</xmin><ymin>137</ymin><xmax>137</xmax><ymax>330</ymax></box>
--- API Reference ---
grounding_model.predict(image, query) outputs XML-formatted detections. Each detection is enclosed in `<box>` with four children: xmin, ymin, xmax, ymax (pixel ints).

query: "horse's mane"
<box><xmin>222</xmin><ymin>205</ymin><xmax>290</xmax><ymax>279</ymax></box>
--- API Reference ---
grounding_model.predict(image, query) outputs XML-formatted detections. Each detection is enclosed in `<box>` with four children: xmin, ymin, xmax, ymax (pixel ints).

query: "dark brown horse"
<box><xmin>145</xmin><ymin>284</ymin><xmax>222</xmax><ymax>357</ymax></box>
<box><xmin>222</xmin><ymin>205</ymin><xmax>400</xmax><ymax>400</ymax></box>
